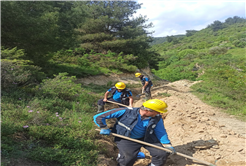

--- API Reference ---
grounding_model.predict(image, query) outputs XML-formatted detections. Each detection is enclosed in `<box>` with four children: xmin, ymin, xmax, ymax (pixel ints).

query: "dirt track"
<box><xmin>98</xmin><ymin>80</ymin><xmax>246</xmax><ymax>166</ymax></box>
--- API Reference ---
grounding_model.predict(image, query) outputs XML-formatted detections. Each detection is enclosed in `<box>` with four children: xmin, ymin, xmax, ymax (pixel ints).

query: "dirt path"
<box><xmin>98</xmin><ymin>80</ymin><xmax>246</xmax><ymax>166</ymax></box>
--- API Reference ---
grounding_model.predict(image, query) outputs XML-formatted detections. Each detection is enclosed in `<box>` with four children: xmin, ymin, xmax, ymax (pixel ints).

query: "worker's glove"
<box><xmin>100</xmin><ymin>127</ymin><xmax>111</xmax><ymax>135</ymax></box>
<box><xmin>128</xmin><ymin>107</ymin><xmax>133</xmax><ymax>110</ymax></box>
<box><xmin>137</xmin><ymin>152</ymin><xmax>145</xmax><ymax>159</ymax></box>
<box><xmin>164</xmin><ymin>144</ymin><xmax>176</xmax><ymax>155</ymax></box>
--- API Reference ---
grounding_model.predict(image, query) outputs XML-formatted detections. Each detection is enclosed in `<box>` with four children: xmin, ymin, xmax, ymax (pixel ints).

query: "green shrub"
<box><xmin>1</xmin><ymin>47</ymin><xmax>46</xmax><ymax>90</ymax></box>
<box><xmin>184</xmin><ymin>53</ymin><xmax>198</xmax><ymax>60</ymax></box>
<box><xmin>92</xmin><ymin>51</ymin><xmax>137</xmax><ymax>72</ymax></box>
<box><xmin>178</xmin><ymin>49</ymin><xmax>198</xmax><ymax>59</ymax></box>
<box><xmin>51</xmin><ymin>49</ymin><xmax>138</xmax><ymax>74</ymax></box>
<box><xmin>1</xmin><ymin>46</ymin><xmax>26</xmax><ymax>60</ymax></box>
<box><xmin>209</xmin><ymin>46</ymin><xmax>228</xmax><ymax>55</ymax></box>
<box><xmin>198</xmin><ymin>52</ymin><xmax>207</xmax><ymax>57</ymax></box>
<box><xmin>219</xmin><ymin>42</ymin><xmax>234</xmax><ymax>49</ymax></box>
<box><xmin>1</xmin><ymin>60</ymin><xmax>31</xmax><ymax>90</ymax></box>
<box><xmin>78</xmin><ymin>57</ymin><xmax>91</xmax><ymax>66</ymax></box>
<box><xmin>38</xmin><ymin>73</ymin><xmax>82</xmax><ymax>100</ymax></box>
<box><xmin>154</xmin><ymin>60</ymin><xmax>198</xmax><ymax>82</ymax></box>
<box><xmin>233</xmin><ymin>38</ymin><xmax>246</xmax><ymax>48</ymax></box>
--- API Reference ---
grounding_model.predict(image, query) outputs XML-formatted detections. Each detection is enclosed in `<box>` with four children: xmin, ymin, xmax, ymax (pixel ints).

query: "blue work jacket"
<box><xmin>140</xmin><ymin>76</ymin><xmax>153</xmax><ymax>87</ymax></box>
<box><xmin>108</xmin><ymin>86</ymin><xmax>132</xmax><ymax>105</ymax></box>
<box><xmin>94</xmin><ymin>107</ymin><xmax>171</xmax><ymax>144</ymax></box>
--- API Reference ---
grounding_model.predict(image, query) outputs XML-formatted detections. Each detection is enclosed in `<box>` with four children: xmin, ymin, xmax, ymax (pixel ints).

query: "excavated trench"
<box><xmin>97</xmin><ymin>80</ymin><xmax>246</xmax><ymax>166</ymax></box>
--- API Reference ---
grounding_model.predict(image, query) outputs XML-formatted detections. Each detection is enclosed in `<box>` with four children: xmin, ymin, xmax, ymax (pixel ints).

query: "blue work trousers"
<box><xmin>115</xmin><ymin>138</ymin><xmax>169</xmax><ymax>166</ymax></box>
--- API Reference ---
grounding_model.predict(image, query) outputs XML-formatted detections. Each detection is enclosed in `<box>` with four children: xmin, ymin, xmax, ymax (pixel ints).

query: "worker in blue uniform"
<box><xmin>135</xmin><ymin>73</ymin><xmax>153</xmax><ymax>100</ymax></box>
<box><xmin>97</xmin><ymin>82</ymin><xmax>133</xmax><ymax>113</ymax></box>
<box><xmin>94</xmin><ymin>99</ymin><xmax>176</xmax><ymax>166</ymax></box>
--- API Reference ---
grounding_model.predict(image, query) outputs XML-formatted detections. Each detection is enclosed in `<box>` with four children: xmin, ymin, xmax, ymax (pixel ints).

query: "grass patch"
<box><xmin>81</xmin><ymin>83</ymin><xmax>109</xmax><ymax>94</ymax></box>
<box><xmin>157</xmin><ymin>92</ymin><xmax>171</xmax><ymax>97</ymax></box>
<box><xmin>227</xmin><ymin>48</ymin><xmax>246</xmax><ymax>58</ymax></box>
<box><xmin>1</xmin><ymin>73</ymin><xmax>111</xmax><ymax>165</ymax></box>
<box><xmin>191</xmin><ymin>74</ymin><xmax>246</xmax><ymax>121</ymax></box>
<box><xmin>125</xmin><ymin>83</ymin><xmax>143</xmax><ymax>88</ymax></box>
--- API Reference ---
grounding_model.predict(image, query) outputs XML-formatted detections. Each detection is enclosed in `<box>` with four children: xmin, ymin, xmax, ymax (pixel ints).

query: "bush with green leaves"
<box><xmin>153</xmin><ymin>60</ymin><xmax>198</xmax><ymax>82</ymax></box>
<box><xmin>1</xmin><ymin>60</ymin><xmax>31</xmax><ymax>90</ymax></box>
<box><xmin>178</xmin><ymin>49</ymin><xmax>198</xmax><ymax>59</ymax></box>
<box><xmin>219</xmin><ymin>42</ymin><xmax>235</xmax><ymax>49</ymax></box>
<box><xmin>1</xmin><ymin>47</ymin><xmax>45</xmax><ymax>90</ymax></box>
<box><xmin>81</xmin><ymin>51</ymin><xmax>138</xmax><ymax>72</ymax></box>
<box><xmin>209</xmin><ymin>46</ymin><xmax>228</xmax><ymax>55</ymax></box>
<box><xmin>192</xmin><ymin>41</ymin><xmax>212</xmax><ymax>49</ymax></box>
<box><xmin>51</xmin><ymin>49</ymin><xmax>138</xmax><ymax>74</ymax></box>
<box><xmin>38</xmin><ymin>73</ymin><xmax>82</xmax><ymax>100</ymax></box>
<box><xmin>233</xmin><ymin>38</ymin><xmax>246</xmax><ymax>48</ymax></box>
<box><xmin>2</xmin><ymin>60</ymin><xmax>45</xmax><ymax>88</ymax></box>
<box><xmin>78</xmin><ymin>56</ymin><xmax>91</xmax><ymax>66</ymax></box>
<box><xmin>1</xmin><ymin>46</ymin><xmax>26</xmax><ymax>60</ymax></box>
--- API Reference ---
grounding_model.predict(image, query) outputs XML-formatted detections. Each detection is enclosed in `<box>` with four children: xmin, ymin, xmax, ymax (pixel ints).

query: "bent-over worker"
<box><xmin>135</xmin><ymin>73</ymin><xmax>153</xmax><ymax>100</ymax></box>
<box><xmin>94</xmin><ymin>99</ymin><xmax>176</xmax><ymax>166</ymax></box>
<box><xmin>97</xmin><ymin>82</ymin><xmax>133</xmax><ymax>113</ymax></box>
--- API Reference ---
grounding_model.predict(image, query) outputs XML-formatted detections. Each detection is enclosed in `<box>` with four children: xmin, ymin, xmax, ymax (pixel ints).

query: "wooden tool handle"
<box><xmin>95</xmin><ymin>129</ymin><xmax>216</xmax><ymax>166</ymax></box>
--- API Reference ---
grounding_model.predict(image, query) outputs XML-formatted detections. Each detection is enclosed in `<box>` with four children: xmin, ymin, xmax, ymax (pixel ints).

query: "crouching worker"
<box><xmin>93</xmin><ymin>99</ymin><xmax>176</xmax><ymax>166</ymax></box>
<box><xmin>97</xmin><ymin>82</ymin><xmax>133</xmax><ymax>113</ymax></box>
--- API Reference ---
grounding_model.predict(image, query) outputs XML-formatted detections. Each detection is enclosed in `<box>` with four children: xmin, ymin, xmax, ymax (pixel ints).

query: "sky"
<box><xmin>134</xmin><ymin>0</ymin><xmax>246</xmax><ymax>37</ymax></box>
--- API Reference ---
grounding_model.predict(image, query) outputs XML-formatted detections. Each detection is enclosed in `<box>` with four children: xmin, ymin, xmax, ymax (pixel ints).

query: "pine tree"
<box><xmin>78</xmin><ymin>1</ymin><xmax>154</xmax><ymax>68</ymax></box>
<box><xmin>209</xmin><ymin>20</ymin><xmax>225</xmax><ymax>32</ymax></box>
<box><xmin>1</xmin><ymin>1</ymin><xmax>87</xmax><ymax>65</ymax></box>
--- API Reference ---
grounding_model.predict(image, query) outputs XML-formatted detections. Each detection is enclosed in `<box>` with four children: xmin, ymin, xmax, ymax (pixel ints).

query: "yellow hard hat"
<box><xmin>143</xmin><ymin>99</ymin><xmax>168</xmax><ymax>113</ymax></box>
<box><xmin>135</xmin><ymin>73</ymin><xmax>141</xmax><ymax>77</ymax></box>
<box><xmin>115</xmin><ymin>82</ymin><xmax>126</xmax><ymax>89</ymax></box>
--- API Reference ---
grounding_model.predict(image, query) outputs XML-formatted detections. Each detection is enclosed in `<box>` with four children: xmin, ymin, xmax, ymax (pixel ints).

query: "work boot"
<box><xmin>97</xmin><ymin>105</ymin><xmax>104</xmax><ymax>113</ymax></box>
<box><xmin>145</xmin><ymin>93</ymin><xmax>151</xmax><ymax>101</ymax></box>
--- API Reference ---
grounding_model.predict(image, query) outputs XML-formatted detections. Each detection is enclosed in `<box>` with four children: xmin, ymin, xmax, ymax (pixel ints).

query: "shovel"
<box><xmin>106</xmin><ymin>100</ymin><xmax>132</xmax><ymax>108</ymax></box>
<box><xmin>95</xmin><ymin>129</ymin><xmax>216</xmax><ymax>166</ymax></box>
<box><xmin>136</xmin><ymin>93</ymin><xmax>145</xmax><ymax>99</ymax></box>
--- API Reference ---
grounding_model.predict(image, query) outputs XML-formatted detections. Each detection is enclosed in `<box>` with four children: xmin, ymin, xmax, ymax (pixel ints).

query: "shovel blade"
<box><xmin>136</xmin><ymin>93</ymin><xmax>144</xmax><ymax>99</ymax></box>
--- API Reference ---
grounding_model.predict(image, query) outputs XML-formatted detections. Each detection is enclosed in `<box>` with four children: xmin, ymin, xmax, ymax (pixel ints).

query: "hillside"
<box><xmin>151</xmin><ymin>18</ymin><xmax>246</xmax><ymax>52</ymax></box>
<box><xmin>149</xmin><ymin>20</ymin><xmax>246</xmax><ymax>118</ymax></box>
<box><xmin>150</xmin><ymin>35</ymin><xmax>185</xmax><ymax>46</ymax></box>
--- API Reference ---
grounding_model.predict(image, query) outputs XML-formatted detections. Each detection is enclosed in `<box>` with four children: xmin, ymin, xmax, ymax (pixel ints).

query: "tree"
<box><xmin>1</xmin><ymin>1</ymin><xmax>87</xmax><ymax>65</ymax></box>
<box><xmin>186</xmin><ymin>30</ymin><xmax>198</xmax><ymax>37</ymax></box>
<box><xmin>209</xmin><ymin>20</ymin><xmax>224</xmax><ymax>32</ymax></box>
<box><xmin>166</xmin><ymin>36</ymin><xmax>173</xmax><ymax>43</ymax></box>
<box><xmin>166</xmin><ymin>35</ymin><xmax>180</xmax><ymax>44</ymax></box>
<box><xmin>225</xmin><ymin>16</ymin><xmax>246</xmax><ymax>25</ymax></box>
<box><xmin>78</xmin><ymin>1</ymin><xmax>154</xmax><ymax>68</ymax></box>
